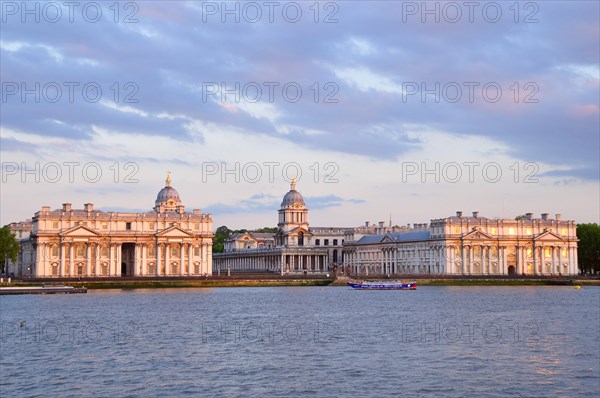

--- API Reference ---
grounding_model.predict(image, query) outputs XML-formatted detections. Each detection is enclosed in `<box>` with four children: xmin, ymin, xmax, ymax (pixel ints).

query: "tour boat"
<box><xmin>347</xmin><ymin>281</ymin><xmax>417</xmax><ymax>290</ymax></box>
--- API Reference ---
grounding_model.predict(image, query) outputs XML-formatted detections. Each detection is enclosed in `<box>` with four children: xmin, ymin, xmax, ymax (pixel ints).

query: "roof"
<box><xmin>356</xmin><ymin>230</ymin><xmax>431</xmax><ymax>245</ymax></box>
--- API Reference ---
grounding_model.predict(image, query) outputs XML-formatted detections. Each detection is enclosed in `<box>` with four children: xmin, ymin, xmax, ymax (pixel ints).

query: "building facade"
<box><xmin>343</xmin><ymin>211</ymin><xmax>579</xmax><ymax>276</ymax></box>
<box><xmin>6</xmin><ymin>175</ymin><xmax>213</xmax><ymax>278</ymax></box>
<box><xmin>213</xmin><ymin>179</ymin><xmax>342</xmax><ymax>274</ymax></box>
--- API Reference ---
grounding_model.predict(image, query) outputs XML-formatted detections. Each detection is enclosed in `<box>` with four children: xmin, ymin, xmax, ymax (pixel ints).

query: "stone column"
<box><xmin>86</xmin><ymin>243</ymin><xmax>91</xmax><ymax>277</ymax></box>
<box><xmin>116</xmin><ymin>243</ymin><xmax>122</xmax><ymax>277</ymax></box>
<box><xmin>188</xmin><ymin>243</ymin><xmax>193</xmax><ymax>275</ymax></box>
<box><xmin>133</xmin><ymin>244</ymin><xmax>140</xmax><ymax>277</ymax></box>
<box><xmin>141</xmin><ymin>244</ymin><xmax>146</xmax><ymax>276</ymax></box>
<box><xmin>68</xmin><ymin>244</ymin><xmax>74</xmax><ymax>277</ymax></box>
<box><xmin>94</xmin><ymin>243</ymin><xmax>100</xmax><ymax>277</ymax></box>
<box><xmin>165</xmin><ymin>244</ymin><xmax>170</xmax><ymax>276</ymax></box>
<box><xmin>180</xmin><ymin>244</ymin><xmax>185</xmax><ymax>276</ymax></box>
<box><xmin>156</xmin><ymin>243</ymin><xmax>162</xmax><ymax>276</ymax></box>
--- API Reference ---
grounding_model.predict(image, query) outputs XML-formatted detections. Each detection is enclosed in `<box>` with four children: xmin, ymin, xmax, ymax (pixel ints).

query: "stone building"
<box><xmin>343</xmin><ymin>211</ymin><xmax>579</xmax><ymax>276</ymax></box>
<box><xmin>213</xmin><ymin>179</ymin><xmax>342</xmax><ymax>274</ymax></box>
<box><xmin>6</xmin><ymin>175</ymin><xmax>213</xmax><ymax>278</ymax></box>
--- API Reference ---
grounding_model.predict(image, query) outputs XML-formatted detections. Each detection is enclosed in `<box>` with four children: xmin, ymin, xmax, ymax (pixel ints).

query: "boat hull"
<box><xmin>347</xmin><ymin>281</ymin><xmax>416</xmax><ymax>290</ymax></box>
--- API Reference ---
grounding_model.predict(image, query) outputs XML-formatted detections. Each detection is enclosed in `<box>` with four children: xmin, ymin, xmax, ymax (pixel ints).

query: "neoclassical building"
<box><xmin>7</xmin><ymin>175</ymin><xmax>213</xmax><ymax>278</ymax></box>
<box><xmin>343</xmin><ymin>211</ymin><xmax>579</xmax><ymax>276</ymax></box>
<box><xmin>213</xmin><ymin>179</ymin><xmax>345</xmax><ymax>274</ymax></box>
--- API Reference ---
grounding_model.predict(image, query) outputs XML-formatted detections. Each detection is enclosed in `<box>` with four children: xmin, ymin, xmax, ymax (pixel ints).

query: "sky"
<box><xmin>1</xmin><ymin>0</ymin><xmax>599</xmax><ymax>229</ymax></box>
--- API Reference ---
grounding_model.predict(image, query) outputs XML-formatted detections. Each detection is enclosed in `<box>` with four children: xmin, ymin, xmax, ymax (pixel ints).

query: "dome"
<box><xmin>281</xmin><ymin>178</ymin><xmax>304</xmax><ymax>206</ymax></box>
<box><xmin>154</xmin><ymin>173</ymin><xmax>182</xmax><ymax>208</ymax></box>
<box><xmin>282</xmin><ymin>190</ymin><xmax>305</xmax><ymax>206</ymax></box>
<box><xmin>155</xmin><ymin>186</ymin><xmax>181</xmax><ymax>205</ymax></box>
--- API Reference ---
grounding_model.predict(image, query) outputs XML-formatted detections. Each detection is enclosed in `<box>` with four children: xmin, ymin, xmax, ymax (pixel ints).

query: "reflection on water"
<box><xmin>1</xmin><ymin>286</ymin><xmax>599</xmax><ymax>397</ymax></box>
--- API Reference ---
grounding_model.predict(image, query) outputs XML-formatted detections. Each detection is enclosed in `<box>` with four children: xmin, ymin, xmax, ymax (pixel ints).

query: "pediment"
<box><xmin>534</xmin><ymin>230</ymin><xmax>564</xmax><ymax>241</ymax></box>
<box><xmin>288</xmin><ymin>227</ymin><xmax>313</xmax><ymax>236</ymax></box>
<box><xmin>60</xmin><ymin>225</ymin><xmax>101</xmax><ymax>237</ymax></box>
<box><xmin>380</xmin><ymin>234</ymin><xmax>395</xmax><ymax>243</ymax></box>
<box><xmin>157</xmin><ymin>226</ymin><xmax>193</xmax><ymax>238</ymax></box>
<box><xmin>462</xmin><ymin>229</ymin><xmax>494</xmax><ymax>241</ymax></box>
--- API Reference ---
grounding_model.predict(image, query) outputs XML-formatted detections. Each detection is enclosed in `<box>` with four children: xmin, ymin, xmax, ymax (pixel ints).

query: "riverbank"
<box><xmin>1</xmin><ymin>275</ymin><xmax>598</xmax><ymax>289</ymax></box>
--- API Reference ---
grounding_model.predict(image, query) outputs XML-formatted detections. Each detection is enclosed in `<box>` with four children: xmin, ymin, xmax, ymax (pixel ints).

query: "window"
<box><xmin>561</xmin><ymin>248</ymin><xmax>567</xmax><ymax>258</ymax></box>
<box><xmin>324</xmin><ymin>239</ymin><xmax>329</xmax><ymax>246</ymax></box>
<box><xmin>545</xmin><ymin>248</ymin><xmax>551</xmax><ymax>257</ymax></box>
<box><xmin>102</xmin><ymin>222</ymin><xmax>108</xmax><ymax>230</ymax></box>
<box><xmin>194</xmin><ymin>223</ymin><xmax>200</xmax><ymax>230</ymax></box>
<box><xmin>101</xmin><ymin>246</ymin><xmax>109</xmax><ymax>257</ymax></box>
<box><xmin>51</xmin><ymin>246</ymin><xmax>59</xmax><ymax>257</ymax></box>
<box><xmin>148</xmin><ymin>222</ymin><xmax>155</xmax><ymax>229</ymax></box>
<box><xmin>77</xmin><ymin>246</ymin><xmax>84</xmax><ymax>257</ymax></box>
<box><xmin>527</xmin><ymin>248</ymin><xmax>532</xmax><ymax>258</ymax></box>
<box><xmin>526</xmin><ymin>228</ymin><xmax>532</xmax><ymax>235</ymax></box>
<box><xmin>491</xmin><ymin>227</ymin><xmax>496</xmax><ymax>235</ymax></box>
<box><xmin>333</xmin><ymin>239</ymin><xmax>338</xmax><ymax>246</ymax></box>
<box><xmin>315</xmin><ymin>239</ymin><xmax>320</xmax><ymax>246</ymax></box>
<box><xmin>509</xmin><ymin>228</ymin><xmax>515</xmax><ymax>235</ymax></box>
<box><xmin>194</xmin><ymin>246</ymin><xmax>200</xmax><ymax>256</ymax></box>
<box><xmin>148</xmin><ymin>245</ymin><xmax>156</xmax><ymax>257</ymax></box>
<box><xmin>126</xmin><ymin>222</ymin><xmax>132</xmax><ymax>230</ymax></box>
<box><xmin>454</xmin><ymin>227</ymin><xmax>460</xmax><ymax>234</ymax></box>
<box><xmin>561</xmin><ymin>228</ymin><xmax>567</xmax><ymax>236</ymax></box>
<box><xmin>52</xmin><ymin>221</ymin><xmax>59</xmax><ymax>229</ymax></box>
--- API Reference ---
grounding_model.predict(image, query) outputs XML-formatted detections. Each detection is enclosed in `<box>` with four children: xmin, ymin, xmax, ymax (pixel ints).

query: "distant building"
<box><xmin>343</xmin><ymin>211</ymin><xmax>579</xmax><ymax>276</ymax></box>
<box><xmin>6</xmin><ymin>175</ymin><xmax>213</xmax><ymax>278</ymax></box>
<box><xmin>214</xmin><ymin>178</ymin><xmax>343</xmax><ymax>274</ymax></box>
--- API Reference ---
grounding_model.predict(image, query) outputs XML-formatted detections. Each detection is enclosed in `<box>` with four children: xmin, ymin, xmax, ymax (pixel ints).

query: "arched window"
<box><xmin>298</xmin><ymin>232</ymin><xmax>304</xmax><ymax>246</ymax></box>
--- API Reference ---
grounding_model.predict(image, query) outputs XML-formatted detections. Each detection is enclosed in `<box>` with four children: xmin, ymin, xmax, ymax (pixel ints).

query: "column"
<box><xmin>68</xmin><ymin>244</ymin><xmax>74</xmax><ymax>277</ymax></box>
<box><xmin>86</xmin><ymin>243</ymin><xmax>91</xmax><ymax>277</ymax></box>
<box><xmin>165</xmin><ymin>244</ymin><xmax>170</xmax><ymax>276</ymax></box>
<box><xmin>94</xmin><ymin>243</ymin><xmax>100</xmax><ymax>277</ymax></box>
<box><xmin>156</xmin><ymin>243</ymin><xmax>162</xmax><ymax>276</ymax></box>
<box><xmin>133</xmin><ymin>244</ymin><xmax>140</xmax><ymax>277</ymax></box>
<box><xmin>188</xmin><ymin>243</ymin><xmax>193</xmax><ymax>275</ymax></box>
<box><xmin>180</xmin><ymin>244</ymin><xmax>185</xmax><ymax>276</ymax></box>
<box><xmin>116</xmin><ymin>244</ymin><xmax>122</xmax><ymax>276</ymax></box>
<box><xmin>141</xmin><ymin>244</ymin><xmax>146</xmax><ymax>276</ymax></box>
<box><xmin>461</xmin><ymin>244</ymin><xmax>466</xmax><ymax>275</ymax></box>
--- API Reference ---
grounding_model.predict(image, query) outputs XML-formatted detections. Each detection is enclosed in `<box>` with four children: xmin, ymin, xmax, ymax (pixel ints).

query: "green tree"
<box><xmin>212</xmin><ymin>225</ymin><xmax>231</xmax><ymax>253</ymax></box>
<box><xmin>577</xmin><ymin>223</ymin><xmax>600</xmax><ymax>274</ymax></box>
<box><xmin>0</xmin><ymin>226</ymin><xmax>20</xmax><ymax>273</ymax></box>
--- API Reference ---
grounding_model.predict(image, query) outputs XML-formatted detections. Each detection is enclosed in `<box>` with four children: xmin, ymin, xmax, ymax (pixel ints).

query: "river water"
<box><xmin>1</xmin><ymin>286</ymin><xmax>598</xmax><ymax>397</ymax></box>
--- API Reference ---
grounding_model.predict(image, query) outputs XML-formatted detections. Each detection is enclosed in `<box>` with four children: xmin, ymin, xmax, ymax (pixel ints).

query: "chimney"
<box><xmin>472</xmin><ymin>211</ymin><xmax>479</xmax><ymax>218</ymax></box>
<box><xmin>541</xmin><ymin>213</ymin><xmax>549</xmax><ymax>220</ymax></box>
<box><xmin>41</xmin><ymin>206</ymin><xmax>50</xmax><ymax>212</ymax></box>
<box><xmin>526</xmin><ymin>213</ymin><xmax>533</xmax><ymax>220</ymax></box>
<box><xmin>456</xmin><ymin>211</ymin><xmax>462</xmax><ymax>218</ymax></box>
<box><xmin>379</xmin><ymin>221</ymin><xmax>385</xmax><ymax>228</ymax></box>
<box><xmin>555</xmin><ymin>213</ymin><xmax>562</xmax><ymax>221</ymax></box>
<box><xmin>84</xmin><ymin>203</ymin><xmax>94</xmax><ymax>212</ymax></box>
<box><xmin>63</xmin><ymin>203</ymin><xmax>72</xmax><ymax>211</ymax></box>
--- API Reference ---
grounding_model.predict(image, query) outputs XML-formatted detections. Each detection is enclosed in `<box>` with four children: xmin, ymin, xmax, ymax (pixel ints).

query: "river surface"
<box><xmin>1</xmin><ymin>286</ymin><xmax>599</xmax><ymax>397</ymax></box>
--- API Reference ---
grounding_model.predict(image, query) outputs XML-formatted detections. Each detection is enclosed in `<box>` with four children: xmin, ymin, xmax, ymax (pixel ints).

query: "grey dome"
<box><xmin>282</xmin><ymin>189</ymin><xmax>305</xmax><ymax>206</ymax></box>
<box><xmin>155</xmin><ymin>186</ymin><xmax>181</xmax><ymax>205</ymax></box>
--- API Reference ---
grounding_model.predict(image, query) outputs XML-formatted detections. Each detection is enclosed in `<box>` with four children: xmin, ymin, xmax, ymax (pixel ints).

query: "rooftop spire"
<box><xmin>291</xmin><ymin>176</ymin><xmax>297</xmax><ymax>191</ymax></box>
<box><xmin>166</xmin><ymin>171</ymin><xmax>172</xmax><ymax>187</ymax></box>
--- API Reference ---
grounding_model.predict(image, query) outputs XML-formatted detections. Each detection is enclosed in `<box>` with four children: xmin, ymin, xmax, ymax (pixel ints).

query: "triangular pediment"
<box><xmin>534</xmin><ymin>230</ymin><xmax>564</xmax><ymax>241</ymax></box>
<box><xmin>380</xmin><ymin>234</ymin><xmax>395</xmax><ymax>243</ymax></box>
<box><xmin>157</xmin><ymin>226</ymin><xmax>193</xmax><ymax>238</ymax></box>
<box><xmin>288</xmin><ymin>227</ymin><xmax>313</xmax><ymax>236</ymax></box>
<box><xmin>462</xmin><ymin>229</ymin><xmax>494</xmax><ymax>241</ymax></box>
<box><xmin>60</xmin><ymin>225</ymin><xmax>101</xmax><ymax>237</ymax></box>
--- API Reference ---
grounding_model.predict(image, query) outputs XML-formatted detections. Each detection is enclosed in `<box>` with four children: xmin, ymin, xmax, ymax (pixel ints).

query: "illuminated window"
<box><xmin>544</xmin><ymin>248</ymin><xmax>551</xmax><ymax>257</ymax></box>
<box><xmin>491</xmin><ymin>228</ymin><xmax>496</xmax><ymax>235</ymax></box>
<box><xmin>526</xmin><ymin>228</ymin><xmax>532</xmax><ymax>235</ymax></box>
<box><xmin>454</xmin><ymin>227</ymin><xmax>460</xmax><ymax>234</ymax></box>
<box><xmin>527</xmin><ymin>248</ymin><xmax>532</xmax><ymax>258</ymax></box>
<box><xmin>561</xmin><ymin>228</ymin><xmax>567</xmax><ymax>236</ymax></box>
<box><xmin>562</xmin><ymin>248</ymin><xmax>567</xmax><ymax>258</ymax></box>
<box><xmin>509</xmin><ymin>228</ymin><xmax>515</xmax><ymax>235</ymax></box>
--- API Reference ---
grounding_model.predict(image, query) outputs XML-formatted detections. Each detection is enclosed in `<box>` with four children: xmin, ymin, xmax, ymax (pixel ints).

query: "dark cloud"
<box><xmin>1</xmin><ymin>1</ymin><xmax>598</xmax><ymax>179</ymax></box>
